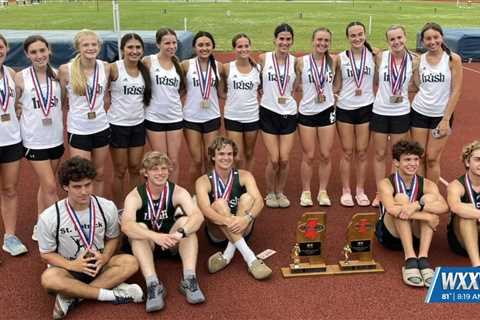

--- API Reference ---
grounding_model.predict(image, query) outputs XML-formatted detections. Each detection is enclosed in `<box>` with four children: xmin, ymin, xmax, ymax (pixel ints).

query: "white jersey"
<box><xmin>146</xmin><ymin>55</ymin><xmax>183</xmax><ymax>124</ymax></box>
<box><xmin>108</xmin><ymin>60</ymin><xmax>145</xmax><ymax>126</ymax></box>
<box><xmin>412</xmin><ymin>52</ymin><xmax>451</xmax><ymax>117</ymax></box>
<box><xmin>0</xmin><ymin>66</ymin><xmax>21</xmax><ymax>147</ymax></box>
<box><xmin>19</xmin><ymin>67</ymin><xmax>63</xmax><ymax>149</ymax></box>
<box><xmin>260</xmin><ymin>52</ymin><xmax>297</xmax><ymax>115</ymax></box>
<box><xmin>373</xmin><ymin>51</ymin><xmax>413</xmax><ymax>116</ymax></box>
<box><xmin>37</xmin><ymin>196</ymin><xmax>120</xmax><ymax>261</ymax></box>
<box><xmin>337</xmin><ymin>49</ymin><xmax>375</xmax><ymax>110</ymax></box>
<box><xmin>224</xmin><ymin>61</ymin><xmax>261</xmax><ymax>122</ymax></box>
<box><xmin>183</xmin><ymin>58</ymin><xmax>220</xmax><ymax>123</ymax></box>
<box><xmin>299</xmin><ymin>54</ymin><xmax>335</xmax><ymax>115</ymax></box>
<box><xmin>66</xmin><ymin>60</ymin><xmax>109</xmax><ymax>135</ymax></box>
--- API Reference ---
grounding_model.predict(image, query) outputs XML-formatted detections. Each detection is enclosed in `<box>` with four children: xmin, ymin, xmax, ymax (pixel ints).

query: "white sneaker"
<box><xmin>112</xmin><ymin>283</ymin><xmax>144</xmax><ymax>304</ymax></box>
<box><xmin>300</xmin><ymin>191</ymin><xmax>313</xmax><ymax>207</ymax></box>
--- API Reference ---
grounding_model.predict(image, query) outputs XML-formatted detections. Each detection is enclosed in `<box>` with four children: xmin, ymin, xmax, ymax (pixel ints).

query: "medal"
<box><xmin>394</xmin><ymin>171</ymin><xmax>418</xmax><ymax>203</ymax></box>
<box><xmin>309</xmin><ymin>54</ymin><xmax>327</xmax><ymax>104</ymax></box>
<box><xmin>388</xmin><ymin>51</ymin><xmax>408</xmax><ymax>103</ymax></box>
<box><xmin>65</xmin><ymin>197</ymin><xmax>97</xmax><ymax>254</ymax></box>
<box><xmin>348</xmin><ymin>48</ymin><xmax>367</xmax><ymax>97</ymax></box>
<box><xmin>87</xmin><ymin>111</ymin><xmax>96</xmax><ymax>119</ymax></box>
<box><xmin>30</xmin><ymin>66</ymin><xmax>54</xmax><ymax>120</ymax></box>
<box><xmin>85</xmin><ymin>62</ymin><xmax>99</xmax><ymax>120</ymax></box>
<box><xmin>212</xmin><ymin>169</ymin><xmax>234</xmax><ymax>201</ymax></box>
<box><xmin>272</xmin><ymin>52</ymin><xmax>290</xmax><ymax>105</ymax></box>
<box><xmin>465</xmin><ymin>173</ymin><xmax>480</xmax><ymax>209</ymax></box>
<box><xmin>195</xmin><ymin>58</ymin><xmax>213</xmax><ymax>109</ymax></box>
<box><xmin>1</xmin><ymin>113</ymin><xmax>10</xmax><ymax>122</ymax></box>
<box><xmin>0</xmin><ymin>66</ymin><xmax>11</xmax><ymax>118</ymax></box>
<box><xmin>42</xmin><ymin>118</ymin><xmax>53</xmax><ymax>126</ymax></box>
<box><xmin>146</xmin><ymin>182</ymin><xmax>170</xmax><ymax>231</ymax></box>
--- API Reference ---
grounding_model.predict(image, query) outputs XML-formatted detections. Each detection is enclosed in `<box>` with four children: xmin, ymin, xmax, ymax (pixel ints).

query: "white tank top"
<box><xmin>0</xmin><ymin>66</ymin><xmax>21</xmax><ymax>147</ymax></box>
<box><xmin>412</xmin><ymin>52</ymin><xmax>451</xmax><ymax>117</ymax></box>
<box><xmin>66</xmin><ymin>60</ymin><xmax>109</xmax><ymax>135</ymax></box>
<box><xmin>260</xmin><ymin>52</ymin><xmax>297</xmax><ymax>115</ymax></box>
<box><xmin>224</xmin><ymin>61</ymin><xmax>260</xmax><ymax>122</ymax></box>
<box><xmin>108</xmin><ymin>60</ymin><xmax>145</xmax><ymax>126</ymax></box>
<box><xmin>373</xmin><ymin>51</ymin><xmax>413</xmax><ymax>116</ymax></box>
<box><xmin>299</xmin><ymin>54</ymin><xmax>335</xmax><ymax>115</ymax></box>
<box><xmin>337</xmin><ymin>49</ymin><xmax>375</xmax><ymax>110</ymax></box>
<box><xmin>19</xmin><ymin>67</ymin><xmax>63</xmax><ymax>149</ymax></box>
<box><xmin>183</xmin><ymin>58</ymin><xmax>220</xmax><ymax>123</ymax></box>
<box><xmin>146</xmin><ymin>55</ymin><xmax>183</xmax><ymax>123</ymax></box>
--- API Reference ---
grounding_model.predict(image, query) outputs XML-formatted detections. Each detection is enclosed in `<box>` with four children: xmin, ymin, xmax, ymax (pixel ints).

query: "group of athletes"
<box><xmin>0</xmin><ymin>19</ymin><xmax>478</xmax><ymax>318</ymax></box>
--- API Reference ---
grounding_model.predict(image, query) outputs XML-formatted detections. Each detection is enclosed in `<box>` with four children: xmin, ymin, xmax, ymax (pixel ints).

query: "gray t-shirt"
<box><xmin>37</xmin><ymin>196</ymin><xmax>120</xmax><ymax>261</ymax></box>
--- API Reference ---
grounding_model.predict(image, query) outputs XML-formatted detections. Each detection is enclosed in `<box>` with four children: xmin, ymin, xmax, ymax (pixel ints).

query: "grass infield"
<box><xmin>1</xmin><ymin>0</ymin><xmax>479</xmax><ymax>52</ymax></box>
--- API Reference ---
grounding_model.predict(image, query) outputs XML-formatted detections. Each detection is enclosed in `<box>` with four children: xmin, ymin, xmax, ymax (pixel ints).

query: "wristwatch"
<box><xmin>419</xmin><ymin>198</ymin><xmax>425</xmax><ymax>212</ymax></box>
<box><xmin>177</xmin><ymin>227</ymin><xmax>187</xmax><ymax>238</ymax></box>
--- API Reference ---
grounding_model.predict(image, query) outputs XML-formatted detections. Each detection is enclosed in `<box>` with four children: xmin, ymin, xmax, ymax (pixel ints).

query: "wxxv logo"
<box><xmin>425</xmin><ymin>267</ymin><xmax>480</xmax><ymax>303</ymax></box>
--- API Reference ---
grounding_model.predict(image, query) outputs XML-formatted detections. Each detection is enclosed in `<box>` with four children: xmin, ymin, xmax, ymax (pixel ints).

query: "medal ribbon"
<box><xmin>212</xmin><ymin>169</ymin><xmax>234</xmax><ymax>201</ymax></box>
<box><xmin>85</xmin><ymin>62</ymin><xmax>99</xmax><ymax>112</ymax></box>
<box><xmin>0</xmin><ymin>66</ymin><xmax>10</xmax><ymax>113</ymax></box>
<box><xmin>146</xmin><ymin>182</ymin><xmax>169</xmax><ymax>231</ymax></box>
<box><xmin>388</xmin><ymin>52</ymin><xmax>408</xmax><ymax>96</ymax></box>
<box><xmin>465</xmin><ymin>173</ymin><xmax>479</xmax><ymax>208</ymax></box>
<box><xmin>65</xmin><ymin>197</ymin><xmax>96</xmax><ymax>250</ymax></box>
<box><xmin>309</xmin><ymin>54</ymin><xmax>326</xmax><ymax>97</ymax></box>
<box><xmin>348</xmin><ymin>47</ymin><xmax>367</xmax><ymax>89</ymax></box>
<box><xmin>29</xmin><ymin>67</ymin><xmax>54</xmax><ymax>117</ymax></box>
<box><xmin>195</xmin><ymin>58</ymin><xmax>212</xmax><ymax>100</ymax></box>
<box><xmin>272</xmin><ymin>53</ymin><xmax>290</xmax><ymax>97</ymax></box>
<box><xmin>394</xmin><ymin>171</ymin><xmax>418</xmax><ymax>203</ymax></box>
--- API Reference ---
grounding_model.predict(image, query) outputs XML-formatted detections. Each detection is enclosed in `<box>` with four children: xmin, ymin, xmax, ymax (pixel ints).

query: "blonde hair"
<box><xmin>462</xmin><ymin>140</ymin><xmax>480</xmax><ymax>169</ymax></box>
<box><xmin>70</xmin><ymin>29</ymin><xmax>102</xmax><ymax>96</ymax></box>
<box><xmin>140</xmin><ymin>151</ymin><xmax>172</xmax><ymax>175</ymax></box>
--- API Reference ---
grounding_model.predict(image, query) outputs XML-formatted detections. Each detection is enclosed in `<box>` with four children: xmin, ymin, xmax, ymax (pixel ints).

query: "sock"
<box><xmin>183</xmin><ymin>269</ymin><xmax>196</xmax><ymax>279</ymax></box>
<box><xmin>405</xmin><ymin>257</ymin><xmax>419</xmax><ymax>269</ymax></box>
<box><xmin>234</xmin><ymin>238</ymin><xmax>256</xmax><ymax>267</ymax></box>
<box><xmin>417</xmin><ymin>257</ymin><xmax>431</xmax><ymax>270</ymax></box>
<box><xmin>97</xmin><ymin>289</ymin><xmax>116</xmax><ymax>301</ymax></box>
<box><xmin>222</xmin><ymin>242</ymin><xmax>236</xmax><ymax>263</ymax></box>
<box><xmin>146</xmin><ymin>275</ymin><xmax>159</xmax><ymax>287</ymax></box>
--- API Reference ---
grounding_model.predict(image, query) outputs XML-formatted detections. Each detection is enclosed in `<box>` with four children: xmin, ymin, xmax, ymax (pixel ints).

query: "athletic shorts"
<box><xmin>260</xmin><ymin>106</ymin><xmax>297</xmax><ymax>135</ymax></box>
<box><xmin>184</xmin><ymin>118</ymin><xmax>220</xmax><ymax>134</ymax></box>
<box><xmin>370</xmin><ymin>112</ymin><xmax>410</xmax><ymax>134</ymax></box>
<box><xmin>145</xmin><ymin>119</ymin><xmax>184</xmax><ymax>132</ymax></box>
<box><xmin>375</xmin><ymin>217</ymin><xmax>419</xmax><ymax>251</ymax></box>
<box><xmin>411</xmin><ymin>109</ymin><xmax>454</xmax><ymax>130</ymax></box>
<box><xmin>447</xmin><ymin>214</ymin><xmax>479</xmax><ymax>257</ymax></box>
<box><xmin>110</xmin><ymin>123</ymin><xmax>145</xmax><ymax>149</ymax></box>
<box><xmin>0</xmin><ymin>142</ymin><xmax>23</xmax><ymax>163</ymax></box>
<box><xmin>204</xmin><ymin>221</ymin><xmax>255</xmax><ymax>248</ymax></box>
<box><xmin>224</xmin><ymin>118</ymin><xmax>260</xmax><ymax>132</ymax></box>
<box><xmin>336</xmin><ymin>104</ymin><xmax>373</xmax><ymax>125</ymax></box>
<box><xmin>24</xmin><ymin>144</ymin><xmax>64</xmax><ymax>161</ymax></box>
<box><xmin>68</xmin><ymin>128</ymin><xmax>111</xmax><ymax>151</ymax></box>
<box><xmin>298</xmin><ymin>106</ymin><xmax>336</xmax><ymax>127</ymax></box>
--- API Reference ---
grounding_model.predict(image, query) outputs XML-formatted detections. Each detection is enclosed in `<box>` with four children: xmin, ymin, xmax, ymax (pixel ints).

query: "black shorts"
<box><xmin>375</xmin><ymin>217</ymin><xmax>419</xmax><ymax>251</ymax></box>
<box><xmin>410</xmin><ymin>109</ymin><xmax>454</xmax><ymax>130</ymax></box>
<box><xmin>204</xmin><ymin>222</ymin><xmax>255</xmax><ymax>248</ymax></box>
<box><xmin>447</xmin><ymin>214</ymin><xmax>479</xmax><ymax>257</ymax></box>
<box><xmin>0</xmin><ymin>142</ymin><xmax>23</xmax><ymax>163</ymax></box>
<box><xmin>68</xmin><ymin>128</ymin><xmax>111</xmax><ymax>151</ymax></box>
<box><xmin>145</xmin><ymin>119</ymin><xmax>184</xmax><ymax>132</ymax></box>
<box><xmin>370</xmin><ymin>112</ymin><xmax>410</xmax><ymax>134</ymax></box>
<box><xmin>24</xmin><ymin>144</ymin><xmax>64</xmax><ymax>161</ymax></box>
<box><xmin>298</xmin><ymin>106</ymin><xmax>336</xmax><ymax>127</ymax></box>
<box><xmin>260</xmin><ymin>106</ymin><xmax>297</xmax><ymax>135</ymax></box>
<box><xmin>110</xmin><ymin>123</ymin><xmax>145</xmax><ymax>149</ymax></box>
<box><xmin>336</xmin><ymin>104</ymin><xmax>373</xmax><ymax>125</ymax></box>
<box><xmin>184</xmin><ymin>118</ymin><xmax>220</xmax><ymax>134</ymax></box>
<box><xmin>224</xmin><ymin>118</ymin><xmax>260</xmax><ymax>132</ymax></box>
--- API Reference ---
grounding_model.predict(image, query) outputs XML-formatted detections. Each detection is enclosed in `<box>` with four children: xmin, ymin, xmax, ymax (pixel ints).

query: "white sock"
<box><xmin>234</xmin><ymin>238</ymin><xmax>256</xmax><ymax>267</ymax></box>
<box><xmin>222</xmin><ymin>242</ymin><xmax>236</xmax><ymax>263</ymax></box>
<box><xmin>97</xmin><ymin>289</ymin><xmax>116</xmax><ymax>301</ymax></box>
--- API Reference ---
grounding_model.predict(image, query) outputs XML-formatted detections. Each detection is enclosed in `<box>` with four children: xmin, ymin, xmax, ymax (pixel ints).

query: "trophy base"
<box><xmin>281</xmin><ymin>261</ymin><xmax>384</xmax><ymax>278</ymax></box>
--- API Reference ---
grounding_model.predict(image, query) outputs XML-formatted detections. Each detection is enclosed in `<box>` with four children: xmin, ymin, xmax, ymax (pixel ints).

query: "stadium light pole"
<box><xmin>112</xmin><ymin>0</ymin><xmax>121</xmax><ymax>59</ymax></box>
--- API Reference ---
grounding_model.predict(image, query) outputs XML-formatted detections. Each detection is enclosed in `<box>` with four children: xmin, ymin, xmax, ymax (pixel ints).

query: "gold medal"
<box><xmin>355</xmin><ymin>89</ymin><xmax>362</xmax><ymax>96</ymax></box>
<box><xmin>201</xmin><ymin>99</ymin><xmax>210</xmax><ymax>108</ymax></box>
<box><xmin>87</xmin><ymin>111</ymin><xmax>96</xmax><ymax>120</ymax></box>
<box><xmin>1</xmin><ymin>113</ymin><xmax>10</xmax><ymax>122</ymax></box>
<box><xmin>278</xmin><ymin>96</ymin><xmax>287</xmax><ymax>104</ymax></box>
<box><xmin>42</xmin><ymin>118</ymin><xmax>53</xmax><ymax>126</ymax></box>
<box><xmin>316</xmin><ymin>95</ymin><xmax>326</xmax><ymax>104</ymax></box>
<box><xmin>389</xmin><ymin>95</ymin><xmax>403</xmax><ymax>104</ymax></box>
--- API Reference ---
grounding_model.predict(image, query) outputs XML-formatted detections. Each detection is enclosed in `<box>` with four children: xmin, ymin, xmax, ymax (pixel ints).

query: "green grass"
<box><xmin>1</xmin><ymin>1</ymin><xmax>479</xmax><ymax>51</ymax></box>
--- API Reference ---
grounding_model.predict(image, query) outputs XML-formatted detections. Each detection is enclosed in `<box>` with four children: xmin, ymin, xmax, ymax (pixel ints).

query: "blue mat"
<box><xmin>416</xmin><ymin>28</ymin><xmax>480</xmax><ymax>61</ymax></box>
<box><xmin>1</xmin><ymin>30</ymin><xmax>194</xmax><ymax>68</ymax></box>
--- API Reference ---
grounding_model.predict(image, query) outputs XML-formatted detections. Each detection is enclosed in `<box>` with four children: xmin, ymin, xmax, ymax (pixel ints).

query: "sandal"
<box><xmin>402</xmin><ymin>267</ymin><xmax>424</xmax><ymax>287</ymax></box>
<box><xmin>340</xmin><ymin>193</ymin><xmax>354</xmax><ymax>207</ymax></box>
<box><xmin>355</xmin><ymin>193</ymin><xmax>371</xmax><ymax>207</ymax></box>
<box><xmin>420</xmin><ymin>268</ymin><xmax>435</xmax><ymax>288</ymax></box>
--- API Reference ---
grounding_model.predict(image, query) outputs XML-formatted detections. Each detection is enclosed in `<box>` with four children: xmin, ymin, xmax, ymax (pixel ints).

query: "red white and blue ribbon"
<box><xmin>348</xmin><ymin>47</ymin><xmax>367</xmax><ymax>90</ymax></box>
<box><xmin>212</xmin><ymin>169</ymin><xmax>234</xmax><ymax>201</ymax></box>
<box><xmin>465</xmin><ymin>173</ymin><xmax>479</xmax><ymax>208</ymax></box>
<box><xmin>309</xmin><ymin>54</ymin><xmax>326</xmax><ymax>97</ymax></box>
<box><xmin>65</xmin><ymin>197</ymin><xmax>96</xmax><ymax>250</ymax></box>
<box><xmin>29</xmin><ymin>67</ymin><xmax>54</xmax><ymax>117</ymax></box>
<box><xmin>195</xmin><ymin>58</ymin><xmax>213</xmax><ymax>100</ymax></box>
<box><xmin>388</xmin><ymin>52</ymin><xmax>408</xmax><ymax>96</ymax></box>
<box><xmin>85</xmin><ymin>62</ymin><xmax>99</xmax><ymax>112</ymax></box>
<box><xmin>146</xmin><ymin>182</ymin><xmax>170</xmax><ymax>231</ymax></box>
<box><xmin>0</xmin><ymin>66</ymin><xmax>10</xmax><ymax>113</ymax></box>
<box><xmin>272</xmin><ymin>53</ymin><xmax>290</xmax><ymax>97</ymax></box>
<box><xmin>394</xmin><ymin>171</ymin><xmax>418</xmax><ymax>203</ymax></box>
